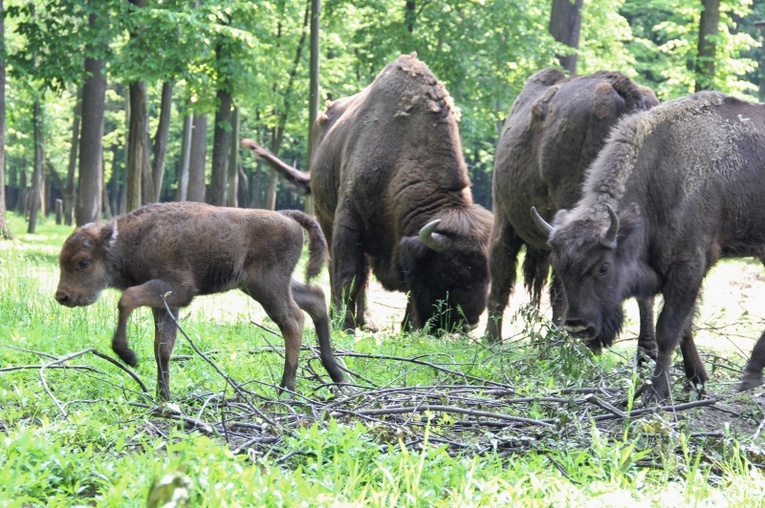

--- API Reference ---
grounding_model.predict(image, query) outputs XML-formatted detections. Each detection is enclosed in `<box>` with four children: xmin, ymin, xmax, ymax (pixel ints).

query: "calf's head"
<box><xmin>55</xmin><ymin>222</ymin><xmax>117</xmax><ymax>307</ymax></box>
<box><xmin>399</xmin><ymin>209</ymin><xmax>491</xmax><ymax>332</ymax></box>
<box><xmin>532</xmin><ymin>203</ymin><xmax>649</xmax><ymax>352</ymax></box>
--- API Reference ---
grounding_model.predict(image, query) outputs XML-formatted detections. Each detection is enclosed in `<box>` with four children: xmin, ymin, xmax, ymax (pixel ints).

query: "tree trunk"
<box><xmin>176</xmin><ymin>110</ymin><xmax>193</xmax><ymax>201</ymax></box>
<box><xmin>210</xmin><ymin>86</ymin><xmax>232</xmax><ymax>206</ymax></box>
<box><xmin>126</xmin><ymin>81</ymin><xmax>151</xmax><ymax>210</ymax></box>
<box><xmin>227</xmin><ymin>106</ymin><xmax>239</xmax><ymax>207</ymax></box>
<box><xmin>306</xmin><ymin>0</ymin><xmax>320</xmax><ymax>214</ymax></box>
<box><xmin>694</xmin><ymin>0</ymin><xmax>720</xmax><ymax>92</ymax></box>
<box><xmin>187</xmin><ymin>113</ymin><xmax>207</xmax><ymax>202</ymax></box>
<box><xmin>0</xmin><ymin>0</ymin><xmax>11</xmax><ymax>239</ymax></box>
<box><xmin>151</xmin><ymin>81</ymin><xmax>173</xmax><ymax>201</ymax></box>
<box><xmin>64</xmin><ymin>88</ymin><xmax>82</xmax><ymax>226</ymax></box>
<box><xmin>549</xmin><ymin>0</ymin><xmax>583</xmax><ymax>75</ymax></box>
<box><xmin>27</xmin><ymin>99</ymin><xmax>43</xmax><ymax>233</ymax></box>
<box><xmin>75</xmin><ymin>47</ymin><xmax>106</xmax><ymax>225</ymax></box>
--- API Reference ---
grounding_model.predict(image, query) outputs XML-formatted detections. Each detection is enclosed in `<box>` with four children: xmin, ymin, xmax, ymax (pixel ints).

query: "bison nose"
<box><xmin>563</xmin><ymin>318</ymin><xmax>595</xmax><ymax>339</ymax></box>
<box><xmin>55</xmin><ymin>291</ymin><xmax>70</xmax><ymax>304</ymax></box>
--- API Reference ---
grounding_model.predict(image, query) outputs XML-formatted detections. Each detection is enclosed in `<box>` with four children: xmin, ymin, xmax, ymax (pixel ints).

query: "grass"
<box><xmin>2</xmin><ymin>212</ymin><xmax>765</xmax><ymax>506</ymax></box>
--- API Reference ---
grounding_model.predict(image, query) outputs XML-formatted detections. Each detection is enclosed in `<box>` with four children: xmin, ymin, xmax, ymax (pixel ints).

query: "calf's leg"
<box><xmin>112</xmin><ymin>279</ymin><xmax>194</xmax><ymax>368</ymax></box>
<box><xmin>152</xmin><ymin>307</ymin><xmax>180</xmax><ymax>400</ymax></box>
<box><xmin>291</xmin><ymin>280</ymin><xmax>344</xmax><ymax>384</ymax></box>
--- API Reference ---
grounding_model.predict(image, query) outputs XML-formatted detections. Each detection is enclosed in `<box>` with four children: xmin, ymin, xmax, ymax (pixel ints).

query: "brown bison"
<box><xmin>532</xmin><ymin>92</ymin><xmax>765</xmax><ymax>402</ymax></box>
<box><xmin>55</xmin><ymin>201</ymin><xmax>344</xmax><ymax>399</ymax></box>
<box><xmin>486</xmin><ymin>68</ymin><xmax>659</xmax><ymax>352</ymax></box>
<box><xmin>243</xmin><ymin>53</ymin><xmax>493</xmax><ymax>334</ymax></box>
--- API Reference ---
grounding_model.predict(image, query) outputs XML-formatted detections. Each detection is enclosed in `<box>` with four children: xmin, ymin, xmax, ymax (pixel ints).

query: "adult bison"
<box><xmin>486</xmin><ymin>68</ymin><xmax>659</xmax><ymax>352</ymax></box>
<box><xmin>531</xmin><ymin>91</ymin><xmax>765</xmax><ymax>402</ymax></box>
<box><xmin>55</xmin><ymin>202</ymin><xmax>344</xmax><ymax>399</ymax></box>
<box><xmin>243</xmin><ymin>53</ymin><xmax>493</xmax><ymax>333</ymax></box>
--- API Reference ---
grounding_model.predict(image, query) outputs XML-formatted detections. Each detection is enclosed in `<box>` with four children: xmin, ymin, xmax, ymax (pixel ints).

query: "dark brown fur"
<box><xmin>487</xmin><ymin>68</ymin><xmax>659</xmax><ymax>349</ymax></box>
<box><xmin>537</xmin><ymin>92</ymin><xmax>765</xmax><ymax>402</ymax></box>
<box><xmin>55</xmin><ymin>201</ymin><xmax>344</xmax><ymax>399</ymax></box>
<box><xmin>243</xmin><ymin>53</ymin><xmax>493</xmax><ymax>333</ymax></box>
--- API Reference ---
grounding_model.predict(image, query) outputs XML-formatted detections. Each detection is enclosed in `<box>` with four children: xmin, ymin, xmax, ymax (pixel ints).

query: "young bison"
<box><xmin>55</xmin><ymin>202</ymin><xmax>344</xmax><ymax>399</ymax></box>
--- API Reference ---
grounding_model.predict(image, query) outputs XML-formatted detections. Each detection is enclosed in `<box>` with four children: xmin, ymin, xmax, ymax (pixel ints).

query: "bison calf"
<box><xmin>55</xmin><ymin>202</ymin><xmax>344</xmax><ymax>399</ymax></box>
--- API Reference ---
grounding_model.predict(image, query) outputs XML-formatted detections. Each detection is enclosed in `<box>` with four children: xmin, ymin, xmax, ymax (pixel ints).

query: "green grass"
<box><xmin>2</xmin><ymin>212</ymin><xmax>765</xmax><ymax>507</ymax></box>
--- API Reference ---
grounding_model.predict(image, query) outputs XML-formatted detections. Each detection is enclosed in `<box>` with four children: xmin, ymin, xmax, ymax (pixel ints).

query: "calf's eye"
<box><xmin>78</xmin><ymin>259</ymin><xmax>91</xmax><ymax>269</ymax></box>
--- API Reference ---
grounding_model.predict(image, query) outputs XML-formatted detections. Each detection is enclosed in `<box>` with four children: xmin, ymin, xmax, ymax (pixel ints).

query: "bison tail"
<box><xmin>522</xmin><ymin>248</ymin><xmax>551</xmax><ymax>308</ymax></box>
<box><xmin>278</xmin><ymin>210</ymin><xmax>328</xmax><ymax>281</ymax></box>
<box><xmin>241</xmin><ymin>138</ymin><xmax>312</xmax><ymax>196</ymax></box>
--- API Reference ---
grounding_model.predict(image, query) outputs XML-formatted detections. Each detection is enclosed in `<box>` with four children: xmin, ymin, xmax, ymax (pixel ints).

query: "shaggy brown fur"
<box><xmin>55</xmin><ymin>202</ymin><xmax>343</xmax><ymax>399</ymax></box>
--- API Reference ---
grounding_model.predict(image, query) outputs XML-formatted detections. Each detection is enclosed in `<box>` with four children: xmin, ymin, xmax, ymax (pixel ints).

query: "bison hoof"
<box><xmin>736</xmin><ymin>373</ymin><xmax>763</xmax><ymax>392</ymax></box>
<box><xmin>116</xmin><ymin>348</ymin><xmax>138</xmax><ymax>367</ymax></box>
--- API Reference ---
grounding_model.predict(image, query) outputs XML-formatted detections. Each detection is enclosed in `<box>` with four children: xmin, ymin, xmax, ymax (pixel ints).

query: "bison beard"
<box><xmin>55</xmin><ymin>202</ymin><xmax>344</xmax><ymax>399</ymax></box>
<box><xmin>486</xmin><ymin>68</ymin><xmax>659</xmax><ymax>357</ymax></box>
<box><xmin>242</xmin><ymin>53</ymin><xmax>492</xmax><ymax>335</ymax></box>
<box><xmin>534</xmin><ymin>92</ymin><xmax>765</xmax><ymax>403</ymax></box>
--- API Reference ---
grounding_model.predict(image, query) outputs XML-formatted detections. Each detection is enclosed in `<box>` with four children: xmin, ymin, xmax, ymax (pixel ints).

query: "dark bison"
<box><xmin>486</xmin><ymin>68</ymin><xmax>659</xmax><ymax>353</ymax></box>
<box><xmin>532</xmin><ymin>91</ymin><xmax>765</xmax><ymax>402</ymax></box>
<box><xmin>243</xmin><ymin>53</ymin><xmax>493</xmax><ymax>333</ymax></box>
<box><xmin>55</xmin><ymin>202</ymin><xmax>344</xmax><ymax>399</ymax></box>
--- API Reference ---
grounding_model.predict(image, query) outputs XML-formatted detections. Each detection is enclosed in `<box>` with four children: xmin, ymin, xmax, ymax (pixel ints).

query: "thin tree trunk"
<box><xmin>176</xmin><ymin>110</ymin><xmax>193</xmax><ymax>201</ymax></box>
<box><xmin>549</xmin><ymin>0</ymin><xmax>583</xmax><ymax>75</ymax></box>
<box><xmin>75</xmin><ymin>10</ymin><xmax>106</xmax><ymax>226</ymax></box>
<box><xmin>187</xmin><ymin>114</ymin><xmax>207</xmax><ymax>202</ymax></box>
<box><xmin>28</xmin><ymin>99</ymin><xmax>43</xmax><ymax>233</ymax></box>
<box><xmin>64</xmin><ymin>88</ymin><xmax>82</xmax><ymax>226</ymax></box>
<box><xmin>151</xmin><ymin>81</ymin><xmax>173</xmax><ymax>201</ymax></box>
<box><xmin>0</xmin><ymin>0</ymin><xmax>11</xmax><ymax>239</ymax></box>
<box><xmin>305</xmin><ymin>0</ymin><xmax>320</xmax><ymax>214</ymax></box>
<box><xmin>210</xmin><ymin>86</ymin><xmax>232</xmax><ymax>206</ymax></box>
<box><xmin>128</xmin><ymin>82</ymin><xmax>154</xmax><ymax>208</ymax></box>
<box><xmin>227</xmin><ymin>106</ymin><xmax>239</xmax><ymax>207</ymax></box>
<box><xmin>694</xmin><ymin>0</ymin><xmax>720</xmax><ymax>92</ymax></box>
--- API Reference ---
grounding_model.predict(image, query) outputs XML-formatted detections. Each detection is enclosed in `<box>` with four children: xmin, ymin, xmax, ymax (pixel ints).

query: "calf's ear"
<box><xmin>98</xmin><ymin>221</ymin><xmax>119</xmax><ymax>251</ymax></box>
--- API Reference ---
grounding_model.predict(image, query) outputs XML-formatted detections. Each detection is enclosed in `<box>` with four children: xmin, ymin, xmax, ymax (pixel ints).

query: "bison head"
<box><xmin>532</xmin><ymin>203</ymin><xmax>657</xmax><ymax>352</ymax></box>
<box><xmin>399</xmin><ymin>208</ymin><xmax>491</xmax><ymax>333</ymax></box>
<box><xmin>55</xmin><ymin>222</ymin><xmax>117</xmax><ymax>307</ymax></box>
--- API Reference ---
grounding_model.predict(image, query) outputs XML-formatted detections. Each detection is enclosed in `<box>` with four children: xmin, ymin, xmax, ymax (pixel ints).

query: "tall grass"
<box><xmin>1</xmin><ymin>212</ymin><xmax>765</xmax><ymax>506</ymax></box>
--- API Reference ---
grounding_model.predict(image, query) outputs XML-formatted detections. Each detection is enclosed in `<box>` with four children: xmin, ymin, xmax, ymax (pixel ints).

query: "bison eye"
<box><xmin>598</xmin><ymin>263</ymin><xmax>609</xmax><ymax>276</ymax></box>
<box><xmin>78</xmin><ymin>259</ymin><xmax>91</xmax><ymax>269</ymax></box>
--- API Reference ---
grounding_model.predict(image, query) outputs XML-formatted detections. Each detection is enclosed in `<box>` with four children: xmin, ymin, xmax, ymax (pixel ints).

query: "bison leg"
<box><xmin>329</xmin><ymin>220</ymin><xmax>369</xmax><ymax>332</ymax></box>
<box><xmin>646</xmin><ymin>273</ymin><xmax>703</xmax><ymax>403</ymax></box>
<box><xmin>113</xmin><ymin>279</ymin><xmax>194</xmax><ymax>368</ymax></box>
<box><xmin>635</xmin><ymin>296</ymin><xmax>658</xmax><ymax>364</ymax></box>
<box><xmin>152</xmin><ymin>307</ymin><xmax>179</xmax><ymax>400</ymax></box>
<box><xmin>549</xmin><ymin>273</ymin><xmax>566</xmax><ymax>326</ymax></box>
<box><xmin>485</xmin><ymin>221</ymin><xmax>523</xmax><ymax>342</ymax></box>
<box><xmin>737</xmin><ymin>331</ymin><xmax>765</xmax><ymax>391</ymax></box>
<box><xmin>678</xmin><ymin>319</ymin><xmax>707</xmax><ymax>396</ymax></box>
<box><xmin>291</xmin><ymin>279</ymin><xmax>344</xmax><ymax>384</ymax></box>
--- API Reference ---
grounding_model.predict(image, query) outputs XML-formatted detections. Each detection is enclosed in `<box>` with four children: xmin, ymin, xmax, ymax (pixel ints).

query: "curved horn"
<box><xmin>605</xmin><ymin>204</ymin><xmax>620</xmax><ymax>243</ymax></box>
<box><xmin>531</xmin><ymin>206</ymin><xmax>555</xmax><ymax>238</ymax></box>
<box><xmin>419</xmin><ymin>219</ymin><xmax>449</xmax><ymax>252</ymax></box>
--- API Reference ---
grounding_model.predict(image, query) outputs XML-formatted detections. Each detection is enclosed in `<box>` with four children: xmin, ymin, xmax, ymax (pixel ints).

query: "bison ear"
<box><xmin>98</xmin><ymin>221</ymin><xmax>119</xmax><ymax>251</ymax></box>
<box><xmin>552</xmin><ymin>208</ymin><xmax>571</xmax><ymax>227</ymax></box>
<box><xmin>613</xmin><ymin>202</ymin><xmax>644</xmax><ymax>251</ymax></box>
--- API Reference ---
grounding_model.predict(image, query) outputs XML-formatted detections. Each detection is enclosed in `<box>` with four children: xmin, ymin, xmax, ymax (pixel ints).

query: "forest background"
<box><xmin>0</xmin><ymin>0</ymin><xmax>764</xmax><ymax>239</ymax></box>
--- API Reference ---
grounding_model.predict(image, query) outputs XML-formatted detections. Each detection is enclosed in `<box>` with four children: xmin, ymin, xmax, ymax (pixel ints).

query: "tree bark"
<box><xmin>694</xmin><ymin>0</ymin><xmax>720</xmax><ymax>92</ymax></box>
<box><xmin>549</xmin><ymin>0</ymin><xmax>583</xmax><ymax>75</ymax></box>
<box><xmin>64</xmin><ymin>88</ymin><xmax>82</xmax><ymax>226</ymax></box>
<box><xmin>27</xmin><ymin>99</ymin><xmax>43</xmax><ymax>233</ymax></box>
<box><xmin>75</xmin><ymin>46</ymin><xmax>106</xmax><ymax>225</ymax></box>
<box><xmin>176</xmin><ymin>109</ymin><xmax>193</xmax><ymax>201</ymax></box>
<box><xmin>210</xmin><ymin>85</ymin><xmax>232</xmax><ymax>206</ymax></box>
<box><xmin>227</xmin><ymin>106</ymin><xmax>239</xmax><ymax>207</ymax></box>
<box><xmin>187</xmin><ymin>113</ymin><xmax>207</xmax><ymax>202</ymax></box>
<box><xmin>0</xmin><ymin>0</ymin><xmax>11</xmax><ymax>239</ymax></box>
<box><xmin>126</xmin><ymin>81</ymin><xmax>151</xmax><ymax>209</ymax></box>
<box><xmin>151</xmin><ymin>81</ymin><xmax>173</xmax><ymax>201</ymax></box>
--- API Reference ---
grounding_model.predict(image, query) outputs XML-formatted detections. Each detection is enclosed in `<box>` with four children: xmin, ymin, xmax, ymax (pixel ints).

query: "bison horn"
<box><xmin>419</xmin><ymin>219</ymin><xmax>449</xmax><ymax>252</ymax></box>
<box><xmin>531</xmin><ymin>206</ymin><xmax>555</xmax><ymax>238</ymax></box>
<box><xmin>605</xmin><ymin>204</ymin><xmax>620</xmax><ymax>243</ymax></box>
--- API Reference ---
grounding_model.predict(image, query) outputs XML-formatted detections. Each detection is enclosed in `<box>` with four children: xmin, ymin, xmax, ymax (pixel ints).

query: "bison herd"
<box><xmin>56</xmin><ymin>53</ymin><xmax>765</xmax><ymax>403</ymax></box>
